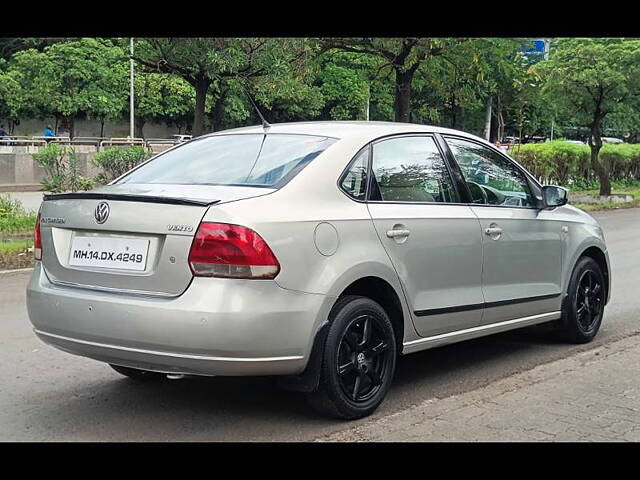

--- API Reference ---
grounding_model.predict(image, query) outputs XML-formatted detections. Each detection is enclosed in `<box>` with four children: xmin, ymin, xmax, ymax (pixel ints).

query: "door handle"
<box><xmin>386</xmin><ymin>229</ymin><xmax>411</xmax><ymax>239</ymax></box>
<box><xmin>484</xmin><ymin>224</ymin><xmax>503</xmax><ymax>239</ymax></box>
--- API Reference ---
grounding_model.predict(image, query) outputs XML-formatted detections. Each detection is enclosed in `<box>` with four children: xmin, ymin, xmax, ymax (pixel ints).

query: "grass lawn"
<box><xmin>0</xmin><ymin>239</ymin><xmax>33</xmax><ymax>254</ymax></box>
<box><xmin>0</xmin><ymin>238</ymin><xmax>33</xmax><ymax>269</ymax></box>
<box><xmin>569</xmin><ymin>184</ymin><xmax>640</xmax><ymax>212</ymax></box>
<box><xmin>0</xmin><ymin>194</ymin><xmax>36</xmax><ymax>269</ymax></box>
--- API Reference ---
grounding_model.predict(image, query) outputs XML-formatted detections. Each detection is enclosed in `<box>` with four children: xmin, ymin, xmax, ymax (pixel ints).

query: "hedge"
<box><xmin>92</xmin><ymin>146</ymin><xmax>153</xmax><ymax>184</ymax></box>
<box><xmin>509</xmin><ymin>140</ymin><xmax>640</xmax><ymax>187</ymax></box>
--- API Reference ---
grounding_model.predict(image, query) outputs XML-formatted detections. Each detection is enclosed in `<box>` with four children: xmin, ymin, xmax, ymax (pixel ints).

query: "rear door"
<box><xmin>365</xmin><ymin>135</ymin><xmax>485</xmax><ymax>338</ymax></box>
<box><xmin>442</xmin><ymin>136</ymin><xmax>563</xmax><ymax>323</ymax></box>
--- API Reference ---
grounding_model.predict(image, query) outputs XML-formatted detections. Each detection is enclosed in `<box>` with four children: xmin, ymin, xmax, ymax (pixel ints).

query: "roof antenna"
<box><xmin>238</xmin><ymin>80</ymin><xmax>270</xmax><ymax>131</ymax></box>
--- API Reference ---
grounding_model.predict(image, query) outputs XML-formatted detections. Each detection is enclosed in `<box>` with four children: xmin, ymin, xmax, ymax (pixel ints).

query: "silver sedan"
<box><xmin>27</xmin><ymin>122</ymin><xmax>610</xmax><ymax>419</ymax></box>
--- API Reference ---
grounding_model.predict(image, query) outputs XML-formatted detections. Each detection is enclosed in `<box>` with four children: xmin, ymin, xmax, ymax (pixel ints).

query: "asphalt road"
<box><xmin>1</xmin><ymin>208</ymin><xmax>639</xmax><ymax>441</ymax></box>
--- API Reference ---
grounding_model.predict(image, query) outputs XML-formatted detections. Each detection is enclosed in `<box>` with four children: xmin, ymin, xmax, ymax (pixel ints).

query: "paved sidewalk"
<box><xmin>319</xmin><ymin>333</ymin><xmax>640</xmax><ymax>442</ymax></box>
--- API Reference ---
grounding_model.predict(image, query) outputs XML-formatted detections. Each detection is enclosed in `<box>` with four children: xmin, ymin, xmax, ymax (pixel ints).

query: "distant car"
<box><xmin>502</xmin><ymin>136</ymin><xmax>520</xmax><ymax>144</ymax></box>
<box><xmin>172</xmin><ymin>134</ymin><xmax>192</xmax><ymax>143</ymax></box>
<box><xmin>601</xmin><ymin>137</ymin><xmax>624</xmax><ymax>144</ymax></box>
<box><xmin>565</xmin><ymin>140</ymin><xmax>586</xmax><ymax>145</ymax></box>
<box><xmin>27</xmin><ymin>121</ymin><xmax>611</xmax><ymax>419</ymax></box>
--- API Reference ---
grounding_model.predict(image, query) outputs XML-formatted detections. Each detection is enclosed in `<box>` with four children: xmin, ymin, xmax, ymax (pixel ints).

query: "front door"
<box><xmin>366</xmin><ymin>135</ymin><xmax>485</xmax><ymax>338</ymax></box>
<box><xmin>443</xmin><ymin>136</ymin><xmax>564</xmax><ymax>323</ymax></box>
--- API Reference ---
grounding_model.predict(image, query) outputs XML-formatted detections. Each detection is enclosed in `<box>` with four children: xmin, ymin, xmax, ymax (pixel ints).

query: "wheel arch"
<box><xmin>278</xmin><ymin>273</ymin><xmax>410</xmax><ymax>393</ymax></box>
<box><xmin>577</xmin><ymin>245</ymin><xmax>611</xmax><ymax>305</ymax></box>
<box><xmin>337</xmin><ymin>276</ymin><xmax>405</xmax><ymax>351</ymax></box>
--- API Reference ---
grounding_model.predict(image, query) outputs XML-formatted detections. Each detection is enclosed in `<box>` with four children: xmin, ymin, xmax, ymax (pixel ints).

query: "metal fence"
<box><xmin>0</xmin><ymin>135</ymin><xmax>191</xmax><ymax>150</ymax></box>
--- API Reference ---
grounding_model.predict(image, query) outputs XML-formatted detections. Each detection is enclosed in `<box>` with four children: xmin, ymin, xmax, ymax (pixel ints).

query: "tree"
<box><xmin>133</xmin><ymin>38</ymin><xmax>309</xmax><ymax>136</ymax></box>
<box><xmin>320</xmin><ymin>38</ymin><xmax>455</xmax><ymax>122</ymax></box>
<box><xmin>133</xmin><ymin>72</ymin><xmax>194</xmax><ymax>137</ymax></box>
<box><xmin>8</xmin><ymin>38</ymin><xmax>129</xmax><ymax>137</ymax></box>
<box><xmin>313</xmin><ymin>53</ymin><xmax>369</xmax><ymax>120</ymax></box>
<box><xmin>539</xmin><ymin>38</ymin><xmax>640</xmax><ymax>195</ymax></box>
<box><xmin>0</xmin><ymin>68</ymin><xmax>28</xmax><ymax>132</ymax></box>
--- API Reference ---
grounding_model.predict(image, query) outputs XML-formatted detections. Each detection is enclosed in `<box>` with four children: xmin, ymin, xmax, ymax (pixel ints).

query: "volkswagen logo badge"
<box><xmin>94</xmin><ymin>202</ymin><xmax>110</xmax><ymax>224</ymax></box>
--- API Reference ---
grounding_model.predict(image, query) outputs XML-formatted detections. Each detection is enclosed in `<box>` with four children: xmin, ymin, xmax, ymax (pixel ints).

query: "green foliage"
<box><xmin>511</xmin><ymin>141</ymin><xmax>640</xmax><ymax>185</ymax></box>
<box><xmin>538</xmin><ymin>38</ymin><xmax>640</xmax><ymax>133</ymax></box>
<box><xmin>315</xmin><ymin>57</ymin><xmax>368</xmax><ymax>120</ymax></box>
<box><xmin>134</xmin><ymin>38</ymin><xmax>315</xmax><ymax>134</ymax></box>
<box><xmin>0</xmin><ymin>194</ymin><xmax>36</xmax><ymax>234</ymax></box>
<box><xmin>537</xmin><ymin>38</ymin><xmax>640</xmax><ymax>194</ymax></box>
<box><xmin>32</xmin><ymin>143</ymin><xmax>94</xmax><ymax>193</ymax></box>
<box><xmin>9</xmin><ymin>38</ymin><xmax>128</xmax><ymax>128</ymax></box>
<box><xmin>0</xmin><ymin>239</ymin><xmax>33</xmax><ymax>254</ymax></box>
<box><xmin>92</xmin><ymin>146</ymin><xmax>153</xmax><ymax>184</ymax></box>
<box><xmin>135</xmin><ymin>72</ymin><xmax>194</xmax><ymax>128</ymax></box>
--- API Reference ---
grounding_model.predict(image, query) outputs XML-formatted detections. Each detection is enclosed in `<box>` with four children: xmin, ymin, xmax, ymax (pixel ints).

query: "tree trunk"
<box><xmin>64</xmin><ymin>116</ymin><xmax>75</xmax><ymax>139</ymax></box>
<box><xmin>594</xmin><ymin>147</ymin><xmax>611</xmax><ymax>196</ymax></box>
<box><xmin>498</xmin><ymin>111</ymin><xmax>505</xmax><ymax>142</ymax></box>
<box><xmin>588</xmin><ymin>118</ymin><xmax>610</xmax><ymax>196</ymax></box>
<box><xmin>135</xmin><ymin>116</ymin><xmax>145</xmax><ymax>139</ymax></box>
<box><xmin>394</xmin><ymin>69</ymin><xmax>413</xmax><ymax>123</ymax></box>
<box><xmin>191</xmin><ymin>74</ymin><xmax>211</xmax><ymax>137</ymax></box>
<box><xmin>449</xmin><ymin>94</ymin><xmax>458</xmax><ymax>129</ymax></box>
<box><xmin>100</xmin><ymin>120</ymin><xmax>105</xmax><ymax>139</ymax></box>
<box><xmin>490</xmin><ymin>111</ymin><xmax>499</xmax><ymax>143</ymax></box>
<box><xmin>211</xmin><ymin>89</ymin><xmax>228</xmax><ymax>132</ymax></box>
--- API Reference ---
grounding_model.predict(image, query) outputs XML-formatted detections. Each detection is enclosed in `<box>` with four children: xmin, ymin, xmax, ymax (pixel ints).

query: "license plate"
<box><xmin>69</xmin><ymin>236</ymin><xmax>150</xmax><ymax>271</ymax></box>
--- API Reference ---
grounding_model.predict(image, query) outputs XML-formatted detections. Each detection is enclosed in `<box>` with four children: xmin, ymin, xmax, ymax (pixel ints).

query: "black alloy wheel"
<box><xmin>560</xmin><ymin>256</ymin><xmax>606</xmax><ymax>344</ymax></box>
<box><xmin>307</xmin><ymin>295</ymin><xmax>397</xmax><ymax>420</ymax></box>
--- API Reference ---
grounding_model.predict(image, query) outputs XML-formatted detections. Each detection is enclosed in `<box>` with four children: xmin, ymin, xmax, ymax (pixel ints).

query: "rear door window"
<box><xmin>369</xmin><ymin>136</ymin><xmax>458</xmax><ymax>203</ymax></box>
<box><xmin>339</xmin><ymin>148</ymin><xmax>369</xmax><ymax>201</ymax></box>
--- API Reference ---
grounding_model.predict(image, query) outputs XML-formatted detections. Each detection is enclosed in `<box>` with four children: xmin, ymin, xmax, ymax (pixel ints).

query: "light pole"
<box><xmin>365</xmin><ymin>84</ymin><xmax>370</xmax><ymax>121</ymax></box>
<box><xmin>484</xmin><ymin>95</ymin><xmax>492</xmax><ymax>141</ymax></box>
<box><xmin>130</xmin><ymin>38</ymin><xmax>135</xmax><ymax>139</ymax></box>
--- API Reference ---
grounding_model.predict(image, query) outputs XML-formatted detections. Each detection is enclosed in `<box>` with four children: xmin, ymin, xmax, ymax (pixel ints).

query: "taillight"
<box><xmin>34</xmin><ymin>213</ymin><xmax>42</xmax><ymax>260</ymax></box>
<box><xmin>188</xmin><ymin>222</ymin><xmax>280</xmax><ymax>279</ymax></box>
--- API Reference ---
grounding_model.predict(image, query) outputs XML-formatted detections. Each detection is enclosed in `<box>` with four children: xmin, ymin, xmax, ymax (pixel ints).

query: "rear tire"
<box><xmin>110</xmin><ymin>364</ymin><xmax>166</xmax><ymax>381</ymax></box>
<box><xmin>307</xmin><ymin>295</ymin><xmax>397</xmax><ymax>420</ymax></box>
<box><xmin>559</xmin><ymin>256</ymin><xmax>606</xmax><ymax>344</ymax></box>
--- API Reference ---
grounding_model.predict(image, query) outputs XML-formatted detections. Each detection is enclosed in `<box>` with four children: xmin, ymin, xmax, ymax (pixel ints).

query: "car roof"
<box><xmin>203</xmin><ymin>121</ymin><xmax>487</xmax><ymax>144</ymax></box>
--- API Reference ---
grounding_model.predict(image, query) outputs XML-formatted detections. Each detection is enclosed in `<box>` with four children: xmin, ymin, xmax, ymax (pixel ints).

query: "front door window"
<box><xmin>445</xmin><ymin>137</ymin><xmax>534</xmax><ymax>208</ymax></box>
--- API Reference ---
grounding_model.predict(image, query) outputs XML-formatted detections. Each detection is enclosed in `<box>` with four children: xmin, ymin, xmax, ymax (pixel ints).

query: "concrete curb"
<box><xmin>0</xmin><ymin>267</ymin><xmax>34</xmax><ymax>275</ymax></box>
<box><xmin>0</xmin><ymin>184</ymin><xmax>42</xmax><ymax>193</ymax></box>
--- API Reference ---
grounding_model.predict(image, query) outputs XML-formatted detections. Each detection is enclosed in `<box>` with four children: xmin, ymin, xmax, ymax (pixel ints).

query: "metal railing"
<box><xmin>0</xmin><ymin>136</ymin><xmax>46</xmax><ymax>146</ymax></box>
<box><xmin>71</xmin><ymin>136</ymin><xmax>107</xmax><ymax>146</ymax></box>
<box><xmin>99</xmin><ymin>137</ymin><xmax>146</xmax><ymax>148</ymax></box>
<box><xmin>0</xmin><ymin>135</ymin><xmax>190</xmax><ymax>150</ymax></box>
<box><xmin>31</xmin><ymin>136</ymin><xmax>71</xmax><ymax>144</ymax></box>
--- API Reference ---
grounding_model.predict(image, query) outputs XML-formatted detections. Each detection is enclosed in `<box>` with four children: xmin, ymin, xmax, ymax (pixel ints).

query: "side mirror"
<box><xmin>542</xmin><ymin>185</ymin><xmax>568</xmax><ymax>208</ymax></box>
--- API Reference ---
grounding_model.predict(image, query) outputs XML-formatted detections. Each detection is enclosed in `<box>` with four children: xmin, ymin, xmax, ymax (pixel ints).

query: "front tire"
<box><xmin>559</xmin><ymin>256</ymin><xmax>606</xmax><ymax>344</ymax></box>
<box><xmin>307</xmin><ymin>295</ymin><xmax>397</xmax><ymax>420</ymax></box>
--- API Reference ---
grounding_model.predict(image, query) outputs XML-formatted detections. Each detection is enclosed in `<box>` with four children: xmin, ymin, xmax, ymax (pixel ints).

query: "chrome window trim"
<box><xmin>337</xmin><ymin>131</ymin><xmax>545</xmax><ymax>210</ymax></box>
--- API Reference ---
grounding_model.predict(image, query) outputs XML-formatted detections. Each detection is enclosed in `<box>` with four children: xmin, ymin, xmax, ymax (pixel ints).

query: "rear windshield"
<box><xmin>118</xmin><ymin>134</ymin><xmax>337</xmax><ymax>187</ymax></box>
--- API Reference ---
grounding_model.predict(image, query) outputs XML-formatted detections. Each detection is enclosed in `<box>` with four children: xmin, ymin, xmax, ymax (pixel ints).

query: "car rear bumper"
<box><xmin>27</xmin><ymin>263</ymin><xmax>333</xmax><ymax>376</ymax></box>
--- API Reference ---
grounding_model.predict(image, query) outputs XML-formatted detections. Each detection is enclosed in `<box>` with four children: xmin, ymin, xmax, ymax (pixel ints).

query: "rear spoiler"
<box><xmin>42</xmin><ymin>192</ymin><xmax>220</xmax><ymax>207</ymax></box>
